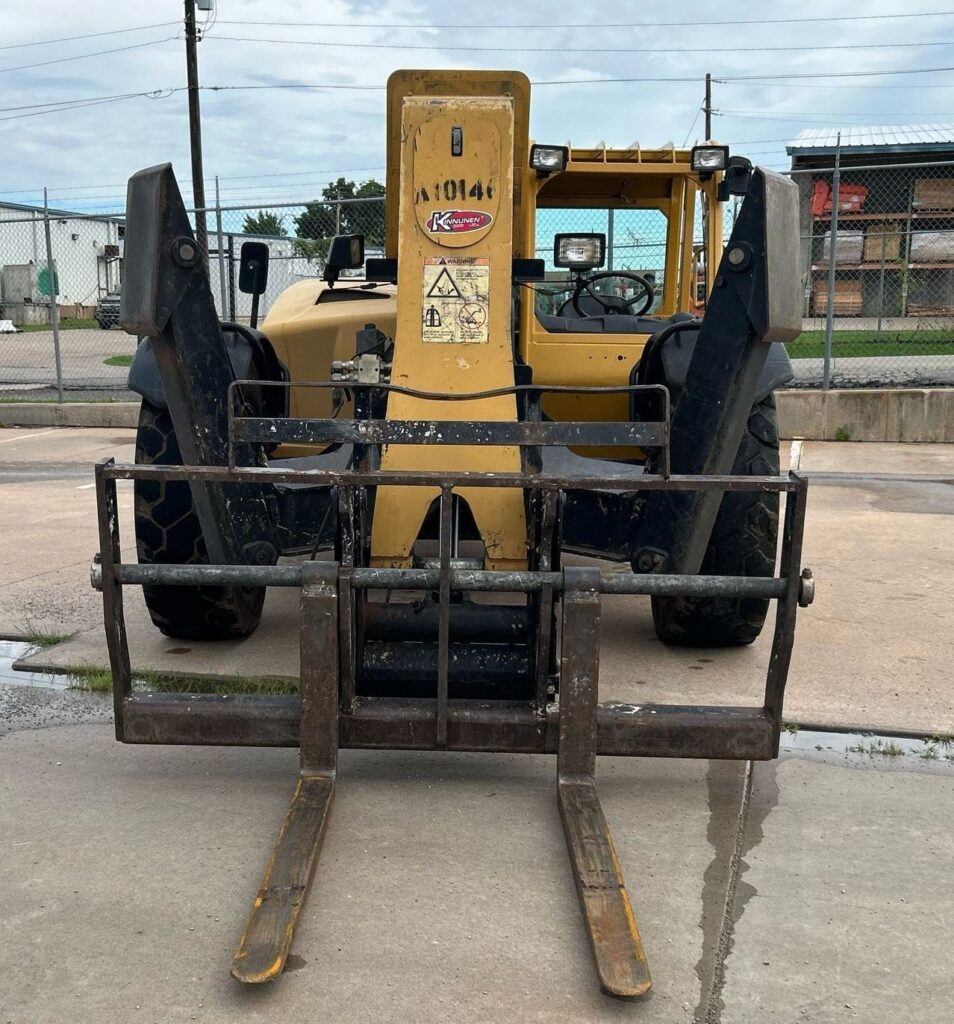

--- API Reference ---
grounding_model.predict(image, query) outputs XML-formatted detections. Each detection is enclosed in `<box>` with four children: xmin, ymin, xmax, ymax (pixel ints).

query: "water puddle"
<box><xmin>0</xmin><ymin>640</ymin><xmax>70</xmax><ymax>691</ymax></box>
<box><xmin>781</xmin><ymin>727</ymin><xmax>954</xmax><ymax>774</ymax></box>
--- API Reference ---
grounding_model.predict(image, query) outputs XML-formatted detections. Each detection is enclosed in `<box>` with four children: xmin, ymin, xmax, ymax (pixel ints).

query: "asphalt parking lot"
<box><xmin>1</xmin><ymin>426</ymin><xmax>952</xmax><ymax>1023</ymax></box>
<box><xmin>0</xmin><ymin>327</ymin><xmax>134</xmax><ymax>391</ymax></box>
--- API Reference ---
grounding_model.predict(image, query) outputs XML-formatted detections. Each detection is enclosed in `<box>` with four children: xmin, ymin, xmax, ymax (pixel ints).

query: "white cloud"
<box><xmin>3</xmin><ymin>0</ymin><xmax>954</xmax><ymax>211</ymax></box>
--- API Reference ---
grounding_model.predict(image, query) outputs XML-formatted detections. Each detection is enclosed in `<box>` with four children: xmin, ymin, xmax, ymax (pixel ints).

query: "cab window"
<box><xmin>533</xmin><ymin>207</ymin><xmax>669</xmax><ymax>317</ymax></box>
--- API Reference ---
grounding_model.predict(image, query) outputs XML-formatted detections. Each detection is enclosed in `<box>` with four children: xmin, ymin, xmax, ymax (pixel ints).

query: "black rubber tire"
<box><xmin>134</xmin><ymin>401</ymin><xmax>265</xmax><ymax>640</ymax></box>
<box><xmin>651</xmin><ymin>394</ymin><xmax>780</xmax><ymax>647</ymax></box>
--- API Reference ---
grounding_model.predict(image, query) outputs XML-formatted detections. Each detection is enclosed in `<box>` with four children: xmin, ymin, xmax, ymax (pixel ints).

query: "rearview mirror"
<box><xmin>238</xmin><ymin>241</ymin><xmax>269</xmax><ymax>295</ymax></box>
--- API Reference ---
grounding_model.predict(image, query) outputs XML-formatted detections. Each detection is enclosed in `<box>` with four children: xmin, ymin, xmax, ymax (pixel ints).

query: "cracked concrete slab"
<box><xmin>719</xmin><ymin>750</ymin><xmax>954</xmax><ymax>1024</ymax></box>
<box><xmin>0</xmin><ymin>720</ymin><xmax>725</xmax><ymax>1024</ymax></box>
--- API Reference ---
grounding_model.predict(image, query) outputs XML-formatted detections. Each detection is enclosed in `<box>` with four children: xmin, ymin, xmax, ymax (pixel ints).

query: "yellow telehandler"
<box><xmin>93</xmin><ymin>69</ymin><xmax>813</xmax><ymax>998</ymax></box>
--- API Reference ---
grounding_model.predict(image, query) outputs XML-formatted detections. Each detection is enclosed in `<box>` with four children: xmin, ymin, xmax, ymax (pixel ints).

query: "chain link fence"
<box><xmin>789</xmin><ymin>160</ymin><xmax>954</xmax><ymax>388</ymax></box>
<box><xmin>0</xmin><ymin>201</ymin><xmax>128</xmax><ymax>398</ymax></box>
<box><xmin>3</xmin><ymin>160</ymin><xmax>954</xmax><ymax>399</ymax></box>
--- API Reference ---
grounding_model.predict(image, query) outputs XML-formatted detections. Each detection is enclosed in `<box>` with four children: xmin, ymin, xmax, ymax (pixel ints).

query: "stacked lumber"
<box><xmin>862</xmin><ymin>223</ymin><xmax>902</xmax><ymax>262</ymax></box>
<box><xmin>913</xmin><ymin>178</ymin><xmax>954</xmax><ymax>210</ymax></box>
<box><xmin>812</xmin><ymin>278</ymin><xmax>863</xmax><ymax>316</ymax></box>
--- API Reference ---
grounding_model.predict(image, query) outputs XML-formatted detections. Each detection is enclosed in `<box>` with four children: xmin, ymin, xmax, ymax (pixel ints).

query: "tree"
<box><xmin>292</xmin><ymin>178</ymin><xmax>386</xmax><ymax>262</ymax></box>
<box><xmin>242</xmin><ymin>210</ymin><xmax>284</xmax><ymax>236</ymax></box>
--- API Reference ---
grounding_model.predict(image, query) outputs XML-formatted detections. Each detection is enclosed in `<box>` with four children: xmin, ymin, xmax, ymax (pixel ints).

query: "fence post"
<box><xmin>214</xmin><ymin>176</ymin><xmax>228</xmax><ymax>319</ymax></box>
<box><xmin>822</xmin><ymin>133</ymin><xmax>841</xmax><ymax>391</ymax></box>
<box><xmin>42</xmin><ymin>188</ymin><xmax>65</xmax><ymax>403</ymax></box>
<box><xmin>227</xmin><ymin>234</ymin><xmax>236</xmax><ymax>321</ymax></box>
<box><xmin>875</xmin><ymin>233</ymin><xmax>887</xmax><ymax>339</ymax></box>
<box><xmin>607</xmin><ymin>208</ymin><xmax>615</xmax><ymax>271</ymax></box>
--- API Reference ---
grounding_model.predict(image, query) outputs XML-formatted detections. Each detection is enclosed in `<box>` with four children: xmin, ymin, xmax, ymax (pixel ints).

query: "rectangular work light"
<box><xmin>553</xmin><ymin>233</ymin><xmax>606</xmax><ymax>271</ymax></box>
<box><xmin>690</xmin><ymin>145</ymin><xmax>729</xmax><ymax>173</ymax></box>
<box><xmin>530</xmin><ymin>144</ymin><xmax>569</xmax><ymax>175</ymax></box>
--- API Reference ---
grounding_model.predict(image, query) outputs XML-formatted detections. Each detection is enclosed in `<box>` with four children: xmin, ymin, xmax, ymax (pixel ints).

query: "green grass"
<box><xmin>846</xmin><ymin>737</ymin><xmax>906</xmax><ymax>757</ymax></box>
<box><xmin>787</xmin><ymin>328</ymin><xmax>954</xmax><ymax>360</ymax></box>
<box><xmin>68</xmin><ymin>667</ymin><xmax>298</xmax><ymax>695</ymax></box>
<box><xmin>24</xmin><ymin>629</ymin><xmax>73</xmax><ymax>648</ymax></box>
<box><xmin>68</xmin><ymin>667</ymin><xmax>113</xmax><ymax>692</ymax></box>
<box><xmin>15</xmin><ymin>317</ymin><xmax>99</xmax><ymax>332</ymax></box>
<box><xmin>103</xmin><ymin>354</ymin><xmax>133</xmax><ymax>367</ymax></box>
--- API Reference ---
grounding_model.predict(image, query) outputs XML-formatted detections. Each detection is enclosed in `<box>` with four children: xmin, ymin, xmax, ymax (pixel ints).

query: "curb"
<box><xmin>1</xmin><ymin>388</ymin><xmax>951</xmax><ymax>441</ymax></box>
<box><xmin>776</xmin><ymin>387</ymin><xmax>953</xmax><ymax>443</ymax></box>
<box><xmin>0</xmin><ymin>402</ymin><xmax>139</xmax><ymax>428</ymax></box>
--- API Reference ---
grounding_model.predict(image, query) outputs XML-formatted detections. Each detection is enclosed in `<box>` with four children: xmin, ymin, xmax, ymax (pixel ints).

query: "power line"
<box><xmin>0</xmin><ymin>22</ymin><xmax>179</xmax><ymax>51</ymax></box>
<box><xmin>206</xmin><ymin>33</ymin><xmax>954</xmax><ymax>54</ymax></box>
<box><xmin>217</xmin><ymin>11</ymin><xmax>954</xmax><ymax>29</ymax></box>
<box><xmin>0</xmin><ymin>91</ymin><xmax>160</xmax><ymax>113</ymax></box>
<box><xmin>0</xmin><ymin>94</ymin><xmax>167</xmax><ymax>123</ymax></box>
<box><xmin>7</xmin><ymin>66</ymin><xmax>954</xmax><ymax>131</ymax></box>
<box><xmin>719</xmin><ymin>80</ymin><xmax>954</xmax><ymax>90</ymax></box>
<box><xmin>0</xmin><ymin>89</ymin><xmax>176</xmax><ymax>121</ymax></box>
<box><xmin>0</xmin><ymin>37</ymin><xmax>177</xmax><ymax>75</ymax></box>
<box><xmin>530</xmin><ymin>67</ymin><xmax>954</xmax><ymax>84</ymax></box>
<box><xmin>682</xmin><ymin>103</ymin><xmax>703</xmax><ymax>147</ymax></box>
<box><xmin>0</xmin><ymin>166</ymin><xmax>387</xmax><ymax>194</ymax></box>
<box><xmin>716</xmin><ymin>110</ymin><xmax>954</xmax><ymax>124</ymax></box>
<box><xmin>718</xmin><ymin>107</ymin><xmax>954</xmax><ymax>117</ymax></box>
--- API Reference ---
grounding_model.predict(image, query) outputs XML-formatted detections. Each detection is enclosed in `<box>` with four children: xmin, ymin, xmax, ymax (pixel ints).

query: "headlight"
<box><xmin>691</xmin><ymin>145</ymin><xmax>729</xmax><ymax>173</ymax></box>
<box><xmin>553</xmin><ymin>233</ymin><xmax>606</xmax><ymax>271</ymax></box>
<box><xmin>530</xmin><ymin>144</ymin><xmax>569</xmax><ymax>175</ymax></box>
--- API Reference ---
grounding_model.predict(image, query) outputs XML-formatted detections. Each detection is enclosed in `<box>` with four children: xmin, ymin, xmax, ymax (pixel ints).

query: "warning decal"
<box><xmin>421</xmin><ymin>257</ymin><xmax>490</xmax><ymax>344</ymax></box>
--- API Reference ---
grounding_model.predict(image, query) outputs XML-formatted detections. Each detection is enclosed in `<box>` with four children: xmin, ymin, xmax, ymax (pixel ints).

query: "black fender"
<box><xmin>128</xmin><ymin>322</ymin><xmax>289</xmax><ymax>417</ymax></box>
<box><xmin>630</xmin><ymin>317</ymin><xmax>792</xmax><ymax>421</ymax></box>
<box><xmin>657</xmin><ymin>322</ymin><xmax>793</xmax><ymax>404</ymax></box>
<box><xmin>651</xmin><ymin>319</ymin><xmax>794</xmax><ymax>403</ymax></box>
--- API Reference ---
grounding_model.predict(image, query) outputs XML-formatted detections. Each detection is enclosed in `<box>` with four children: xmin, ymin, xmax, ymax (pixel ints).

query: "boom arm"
<box><xmin>631</xmin><ymin>168</ymin><xmax>800</xmax><ymax>574</ymax></box>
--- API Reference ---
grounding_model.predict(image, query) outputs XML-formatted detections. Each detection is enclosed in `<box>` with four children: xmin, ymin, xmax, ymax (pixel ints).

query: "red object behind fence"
<box><xmin>811</xmin><ymin>180</ymin><xmax>868</xmax><ymax>216</ymax></box>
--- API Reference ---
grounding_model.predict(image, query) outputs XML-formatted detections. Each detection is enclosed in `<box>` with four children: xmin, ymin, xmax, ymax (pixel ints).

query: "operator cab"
<box><xmin>535</xmin><ymin>230</ymin><xmax>666</xmax><ymax>336</ymax></box>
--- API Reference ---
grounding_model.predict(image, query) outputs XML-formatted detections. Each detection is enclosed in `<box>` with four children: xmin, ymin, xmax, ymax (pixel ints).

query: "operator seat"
<box><xmin>536</xmin><ymin>289</ymin><xmax>666</xmax><ymax>335</ymax></box>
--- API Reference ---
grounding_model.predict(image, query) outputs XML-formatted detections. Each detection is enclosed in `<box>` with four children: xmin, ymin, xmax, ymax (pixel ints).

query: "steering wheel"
<box><xmin>568</xmin><ymin>270</ymin><xmax>656</xmax><ymax>317</ymax></box>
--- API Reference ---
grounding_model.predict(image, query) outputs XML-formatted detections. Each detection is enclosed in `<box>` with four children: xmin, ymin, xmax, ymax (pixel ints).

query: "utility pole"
<box><xmin>704</xmin><ymin>73</ymin><xmax>712</xmax><ymax>140</ymax></box>
<box><xmin>184</xmin><ymin>0</ymin><xmax>208</xmax><ymax>265</ymax></box>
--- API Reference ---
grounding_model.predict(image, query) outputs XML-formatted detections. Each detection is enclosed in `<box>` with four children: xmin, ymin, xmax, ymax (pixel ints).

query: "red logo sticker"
<box><xmin>426</xmin><ymin>209</ymin><xmax>493</xmax><ymax>233</ymax></box>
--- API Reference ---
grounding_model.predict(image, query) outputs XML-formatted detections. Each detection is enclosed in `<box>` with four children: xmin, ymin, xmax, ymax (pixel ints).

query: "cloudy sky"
<box><xmin>3</xmin><ymin>0</ymin><xmax>954</xmax><ymax>214</ymax></box>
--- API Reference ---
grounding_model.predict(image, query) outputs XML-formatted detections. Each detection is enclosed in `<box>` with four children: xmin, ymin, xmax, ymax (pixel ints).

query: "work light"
<box><xmin>690</xmin><ymin>145</ymin><xmax>729</xmax><ymax>173</ymax></box>
<box><xmin>530</xmin><ymin>144</ymin><xmax>569</xmax><ymax>175</ymax></box>
<box><xmin>553</xmin><ymin>233</ymin><xmax>606</xmax><ymax>271</ymax></box>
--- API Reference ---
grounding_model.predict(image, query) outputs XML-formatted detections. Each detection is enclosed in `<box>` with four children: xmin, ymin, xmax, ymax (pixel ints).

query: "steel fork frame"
<box><xmin>93</xmin><ymin>457</ymin><xmax>809</xmax><ymax>997</ymax></box>
<box><xmin>94</xmin><ymin>459</ymin><xmax>808</xmax><ymax>759</ymax></box>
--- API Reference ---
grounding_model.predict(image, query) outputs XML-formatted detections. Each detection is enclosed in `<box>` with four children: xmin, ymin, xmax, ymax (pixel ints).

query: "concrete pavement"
<box><xmin>2</xmin><ymin>425</ymin><xmax>954</xmax><ymax>1022</ymax></box>
<box><xmin>0</xmin><ymin>707</ymin><xmax>951</xmax><ymax>1023</ymax></box>
<box><xmin>0</xmin><ymin>326</ymin><xmax>134</xmax><ymax>389</ymax></box>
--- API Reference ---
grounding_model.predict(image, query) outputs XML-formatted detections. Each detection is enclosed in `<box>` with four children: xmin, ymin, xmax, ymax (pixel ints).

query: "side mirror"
<box><xmin>323</xmin><ymin>234</ymin><xmax>365</xmax><ymax>285</ymax></box>
<box><xmin>238</xmin><ymin>241</ymin><xmax>269</xmax><ymax>295</ymax></box>
<box><xmin>717</xmin><ymin>157</ymin><xmax>754</xmax><ymax>201</ymax></box>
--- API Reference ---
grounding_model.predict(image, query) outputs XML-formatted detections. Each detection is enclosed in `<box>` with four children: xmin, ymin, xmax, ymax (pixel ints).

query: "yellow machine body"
<box><xmin>263</xmin><ymin>69</ymin><xmax>726</xmax><ymax>566</ymax></box>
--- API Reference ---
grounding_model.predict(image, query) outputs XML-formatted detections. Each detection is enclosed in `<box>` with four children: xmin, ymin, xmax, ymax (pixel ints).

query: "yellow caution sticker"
<box><xmin>421</xmin><ymin>257</ymin><xmax>490</xmax><ymax>344</ymax></box>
